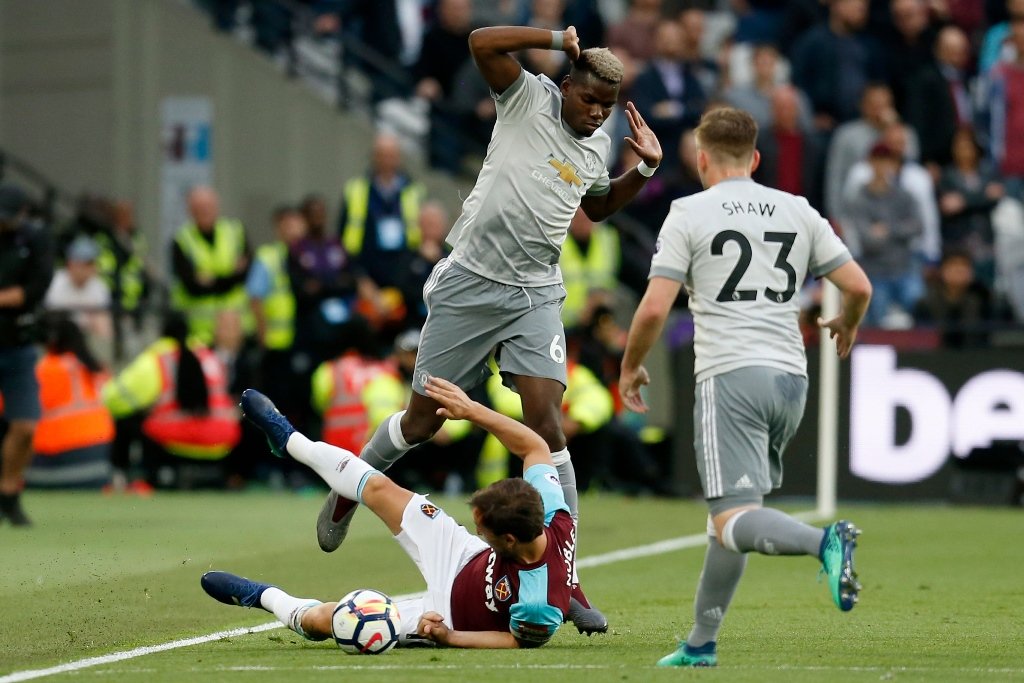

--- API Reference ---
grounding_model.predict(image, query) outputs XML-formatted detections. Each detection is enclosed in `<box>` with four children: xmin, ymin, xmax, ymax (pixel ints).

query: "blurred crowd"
<box><xmin>197</xmin><ymin>0</ymin><xmax>1024</xmax><ymax>335</ymax></box>
<box><xmin>4</xmin><ymin>0</ymin><xmax>1024</xmax><ymax>519</ymax></box>
<box><xmin>0</xmin><ymin>127</ymin><xmax>669</xmax><ymax>505</ymax></box>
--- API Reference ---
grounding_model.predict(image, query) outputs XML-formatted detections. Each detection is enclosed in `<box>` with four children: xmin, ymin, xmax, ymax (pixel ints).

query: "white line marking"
<box><xmin>1</xmin><ymin>512</ymin><xmax>826</xmax><ymax>682</ymax></box>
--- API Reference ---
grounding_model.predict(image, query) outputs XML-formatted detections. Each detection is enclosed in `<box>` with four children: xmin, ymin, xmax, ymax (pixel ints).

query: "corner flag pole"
<box><xmin>817</xmin><ymin>281</ymin><xmax>840</xmax><ymax>519</ymax></box>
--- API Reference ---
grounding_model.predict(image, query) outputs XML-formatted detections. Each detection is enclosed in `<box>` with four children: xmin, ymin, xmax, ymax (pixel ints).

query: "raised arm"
<box><xmin>468</xmin><ymin>25</ymin><xmax>580</xmax><ymax>95</ymax></box>
<box><xmin>424</xmin><ymin>376</ymin><xmax>550</xmax><ymax>470</ymax></box>
<box><xmin>580</xmin><ymin>103</ymin><xmax>663</xmax><ymax>222</ymax></box>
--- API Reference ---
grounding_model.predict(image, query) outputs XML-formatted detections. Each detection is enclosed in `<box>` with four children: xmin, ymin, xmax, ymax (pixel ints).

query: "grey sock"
<box><xmin>359</xmin><ymin>412</ymin><xmax>414</xmax><ymax>471</ymax></box>
<box><xmin>687</xmin><ymin>538</ymin><xmax>746</xmax><ymax>647</ymax></box>
<box><xmin>553</xmin><ymin>452</ymin><xmax>579</xmax><ymax>520</ymax></box>
<box><xmin>726</xmin><ymin>508</ymin><xmax>825</xmax><ymax>556</ymax></box>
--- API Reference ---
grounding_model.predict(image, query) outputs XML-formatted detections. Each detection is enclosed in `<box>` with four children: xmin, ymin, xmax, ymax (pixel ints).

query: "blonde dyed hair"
<box><xmin>694</xmin><ymin>107</ymin><xmax>759</xmax><ymax>165</ymax></box>
<box><xmin>573</xmin><ymin>47</ymin><xmax>624</xmax><ymax>85</ymax></box>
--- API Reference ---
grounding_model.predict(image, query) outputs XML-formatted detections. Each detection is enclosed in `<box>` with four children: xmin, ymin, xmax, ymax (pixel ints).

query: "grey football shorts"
<box><xmin>693</xmin><ymin>366</ymin><xmax>808</xmax><ymax>515</ymax></box>
<box><xmin>411</xmin><ymin>259</ymin><xmax>568</xmax><ymax>395</ymax></box>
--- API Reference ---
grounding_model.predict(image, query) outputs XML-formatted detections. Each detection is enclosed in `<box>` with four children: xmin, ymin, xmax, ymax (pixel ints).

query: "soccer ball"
<box><xmin>331</xmin><ymin>588</ymin><xmax>402</xmax><ymax>655</ymax></box>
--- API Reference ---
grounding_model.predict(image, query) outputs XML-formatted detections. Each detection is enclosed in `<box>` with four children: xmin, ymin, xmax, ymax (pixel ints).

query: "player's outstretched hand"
<box><xmin>619</xmin><ymin>365</ymin><xmax>651</xmax><ymax>413</ymax></box>
<box><xmin>817</xmin><ymin>315</ymin><xmax>858</xmax><ymax>359</ymax></box>
<box><xmin>417</xmin><ymin>611</ymin><xmax>451</xmax><ymax>645</ymax></box>
<box><xmin>562</xmin><ymin>25</ymin><xmax>581</xmax><ymax>62</ymax></box>
<box><xmin>424</xmin><ymin>376</ymin><xmax>476</xmax><ymax>420</ymax></box>
<box><xmin>623</xmin><ymin>102</ymin><xmax>663</xmax><ymax>169</ymax></box>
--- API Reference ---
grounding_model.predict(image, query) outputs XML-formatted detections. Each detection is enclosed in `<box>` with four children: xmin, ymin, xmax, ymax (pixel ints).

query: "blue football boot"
<box><xmin>240</xmin><ymin>389</ymin><xmax>295</xmax><ymax>458</ymax></box>
<box><xmin>201</xmin><ymin>571</ymin><xmax>272</xmax><ymax>609</ymax></box>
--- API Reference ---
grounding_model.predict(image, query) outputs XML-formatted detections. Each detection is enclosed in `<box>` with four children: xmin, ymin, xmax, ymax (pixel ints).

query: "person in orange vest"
<box><xmin>310</xmin><ymin>318</ymin><xmax>394</xmax><ymax>454</ymax></box>
<box><xmin>24</xmin><ymin>314</ymin><xmax>114</xmax><ymax>488</ymax></box>
<box><xmin>102</xmin><ymin>312</ymin><xmax>241</xmax><ymax>488</ymax></box>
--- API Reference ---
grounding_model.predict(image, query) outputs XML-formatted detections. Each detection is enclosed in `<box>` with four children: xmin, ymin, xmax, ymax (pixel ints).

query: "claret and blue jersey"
<box><xmin>449</xmin><ymin>464</ymin><xmax>575</xmax><ymax>646</ymax></box>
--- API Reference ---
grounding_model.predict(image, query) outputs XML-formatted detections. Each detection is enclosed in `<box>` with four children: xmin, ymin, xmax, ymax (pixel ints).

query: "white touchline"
<box><xmin>1</xmin><ymin>511</ymin><xmax>824</xmax><ymax>683</ymax></box>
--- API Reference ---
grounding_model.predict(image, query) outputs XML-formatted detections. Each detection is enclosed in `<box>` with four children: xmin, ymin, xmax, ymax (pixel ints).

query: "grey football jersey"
<box><xmin>650</xmin><ymin>178</ymin><xmax>851</xmax><ymax>382</ymax></box>
<box><xmin>446</xmin><ymin>69</ymin><xmax>612</xmax><ymax>287</ymax></box>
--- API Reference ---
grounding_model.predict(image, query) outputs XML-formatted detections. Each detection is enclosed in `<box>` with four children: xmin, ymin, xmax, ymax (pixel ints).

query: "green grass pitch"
<box><xmin>2</xmin><ymin>491</ymin><xmax>1023</xmax><ymax>682</ymax></box>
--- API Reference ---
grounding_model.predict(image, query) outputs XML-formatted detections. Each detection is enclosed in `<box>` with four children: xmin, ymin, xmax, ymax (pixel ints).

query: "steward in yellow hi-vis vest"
<box><xmin>248</xmin><ymin>206</ymin><xmax>306</xmax><ymax>352</ymax></box>
<box><xmin>559</xmin><ymin>211</ymin><xmax>620</xmax><ymax>327</ymax></box>
<box><xmin>170</xmin><ymin>187</ymin><xmax>252</xmax><ymax>344</ymax></box>
<box><xmin>252</xmin><ymin>241</ymin><xmax>295</xmax><ymax>350</ymax></box>
<box><xmin>339</xmin><ymin>134</ymin><xmax>424</xmax><ymax>288</ymax></box>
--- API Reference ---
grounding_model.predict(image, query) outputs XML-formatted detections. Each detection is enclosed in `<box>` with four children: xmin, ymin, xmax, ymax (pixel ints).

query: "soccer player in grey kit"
<box><xmin>315</xmin><ymin>24</ymin><xmax>663</xmax><ymax>634</ymax></box>
<box><xmin>620</xmin><ymin>107</ymin><xmax>873</xmax><ymax>667</ymax></box>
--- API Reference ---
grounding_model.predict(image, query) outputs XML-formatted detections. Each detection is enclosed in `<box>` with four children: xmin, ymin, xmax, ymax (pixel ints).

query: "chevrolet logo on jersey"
<box><xmin>548</xmin><ymin>157</ymin><xmax>583</xmax><ymax>186</ymax></box>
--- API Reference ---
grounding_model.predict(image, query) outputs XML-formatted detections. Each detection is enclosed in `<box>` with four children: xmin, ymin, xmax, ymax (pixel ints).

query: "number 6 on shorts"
<box><xmin>549</xmin><ymin>335</ymin><xmax>565</xmax><ymax>364</ymax></box>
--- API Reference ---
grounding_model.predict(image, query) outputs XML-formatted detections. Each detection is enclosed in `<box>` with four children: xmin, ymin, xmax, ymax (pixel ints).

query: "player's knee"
<box><xmin>360</xmin><ymin>473</ymin><xmax>395</xmax><ymax>502</ymax></box>
<box><xmin>400</xmin><ymin>408</ymin><xmax>445</xmax><ymax>444</ymax></box>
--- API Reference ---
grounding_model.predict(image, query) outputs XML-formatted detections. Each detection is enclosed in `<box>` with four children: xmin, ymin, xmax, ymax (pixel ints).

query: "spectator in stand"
<box><xmin>247</xmin><ymin>205</ymin><xmax>305</xmax><ymax>434</ymax></box>
<box><xmin>723</xmin><ymin>43</ymin><xmax>814</xmax><ymax>134</ymax></box>
<box><xmin>450</xmin><ymin>54</ymin><xmax>497</xmax><ymax>152</ymax></box>
<box><xmin>249</xmin><ymin>205</ymin><xmax>305</xmax><ymax>358</ymax></box>
<box><xmin>339</xmin><ymin>132</ymin><xmax>424</xmax><ymax>291</ymax></box>
<box><xmin>980</xmin><ymin>0</ymin><xmax>1024</xmax><ymax>73</ymax></box>
<box><xmin>399</xmin><ymin>201</ymin><xmax>451</xmax><ymax>330</ymax></box>
<box><xmin>824</xmin><ymin>83</ymin><xmax>918</xmax><ymax>220</ymax></box>
<box><xmin>678</xmin><ymin>8</ymin><xmax>720</xmax><ymax>97</ymax></box>
<box><xmin>522</xmin><ymin>0</ymin><xmax>571</xmax><ymax>80</ymax></box>
<box><xmin>0</xmin><ymin>183</ymin><xmax>53</xmax><ymax>525</ymax></box>
<box><xmin>630</xmin><ymin>19</ymin><xmax>708</xmax><ymax>166</ymax></box>
<box><xmin>415</xmin><ymin>0</ymin><xmax>474</xmax><ymax>172</ymax></box>
<box><xmin>905</xmin><ymin>26</ymin><xmax>975</xmax><ymax>171</ymax></box>
<box><xmin>212</xmin><ymin>308</ymin><xmax>264</xmax><ymax>489</ymax></box>
<box><xmin>95</xmin><ymin>200</ymin><xmax>151</xmax><ymax>361</ymax></box>
<box><xmin>312</xmin><ymin>0</ymin><xmax>414</xmax><ymax>103</ymax></box>
<box><xmin>915</xmin><ymin>248</ymin><xmax>1000</xmax><ymax>347</ymax></box>
<box><xmin>292</xmin><ymin>194</ymin><xmax>362</xmax><ymax>367</ymax></box>
<box><xmin>471</xmin><ymin>0</ymin><xmax>527</xmax><ymax>27</ymax></box>
<box><xmin>25</xmin><ymin>314</ymin><xmax>113</xmax><ymax>490</ymax></box>
<box><xmin>755</xmin><ymin>85</ymin><xmax>824</xmax><ymax>210</ymax></box>
<box><xmin>559</xmin><ymin>209</ymin><xmax>622</xmax><ymax>329</ymax></box>
<box><xmin>884</xmin><ymin>0</ymin><xmax>941</xmax><ymax>112</ymax></box>
<box><xmin>789</xmin><ymin>0</ymin><xmax>885</xmax><ymax>132</ymax></box>
<box><xmin>170</xmin><ymin>186</ymin><xmax>252</xmax><ymax>344</ymax></box>
<box><xmin>102</xmin><ymin>312</ymin><xmax>241</xmax><ymax>490</ymax></box>
<box><xmin>985</xmin><ymin>14</ymin><xmax>1024</xmax><ymax>202</ymax></box>
<box><xmin>608</xmin><ymin>0</ymin><xmax>663</xmax><ymax>66</ymax></box>
<box><xmin>938</xmin><ymin>127</ymin><xmax>1004</xmax><ymax>287</ymax></box>
<box><xmin>845</xmin><ymin>121</ymin><xmax>942</xmax><ymax>265</ymax></box>
<box><xmin>44</xmin><ymin>236</ymin><xmax>113</xmax><ymax>345</ymax></box>
<box><xmin>842</xmin><ymin>142</ymin><xmax>924</xmax><ymax>326</ymax></box>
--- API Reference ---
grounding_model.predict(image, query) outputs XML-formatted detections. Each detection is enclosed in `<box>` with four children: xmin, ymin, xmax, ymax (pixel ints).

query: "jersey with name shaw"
<box><xmin>445</xmin><ymin>69</ymin><xmax>612</xmax><ymax>288</ymax></box>
<box><xmin>449</xmin><ymin>464</ymin><xmax>574</xmax><ymax>646</ymax></box>
<box><xmin>651</xmin><ymin>178</ymin><xmax>851</xmax><ymax>382</ymax></box>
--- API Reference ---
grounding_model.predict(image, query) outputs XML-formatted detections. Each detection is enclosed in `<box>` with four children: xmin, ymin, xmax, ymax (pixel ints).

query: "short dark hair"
<box><xmin>470</xmin><ymin>478</ymin><xmax>544</xmax><ymax>542</ymax></box>
<box><xmin>694</xmin><ymin>107</ymin><xmax>759</xmax><ymax>164</ymax></box>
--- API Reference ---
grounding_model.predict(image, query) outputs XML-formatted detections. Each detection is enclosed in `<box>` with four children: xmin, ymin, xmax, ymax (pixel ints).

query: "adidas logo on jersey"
<box><xmin>734</xmin><ymin>474</ymin><xmax>754</xmax><ymax>490</ymax></box>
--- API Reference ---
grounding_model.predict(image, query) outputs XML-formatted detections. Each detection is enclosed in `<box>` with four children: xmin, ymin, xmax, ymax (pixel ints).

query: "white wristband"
<box><xmin>550</xmin><ymin>30</ymin><xmax>564</xmax><ymax>51</ymax></box>
<box><xmin>637</xmin><ymin>160</ymin><xmax>657</xmax><ymax>177</ymax></box>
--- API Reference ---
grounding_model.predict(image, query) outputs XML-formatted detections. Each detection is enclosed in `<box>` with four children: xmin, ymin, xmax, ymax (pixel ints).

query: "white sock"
<box><xmin>260</xmin><ymin>587</ymin><xmax>322</xmax><ymax>639</ymax></box>
<box><xmin>286</xmin><ymin>433</ymin><xmax>382</xmax><ymax>502</ymax></box>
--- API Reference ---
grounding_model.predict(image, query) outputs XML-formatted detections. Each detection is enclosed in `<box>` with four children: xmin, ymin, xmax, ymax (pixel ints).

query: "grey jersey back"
<box><xmin>650</xmin><ymin>178</ymin><xmax>851</xmax><ymax>381</ymax></box>
<box><xmin>446</xmin><ymin>69</ymin><xmax>612</xmax><ymax>287</ymax></box>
